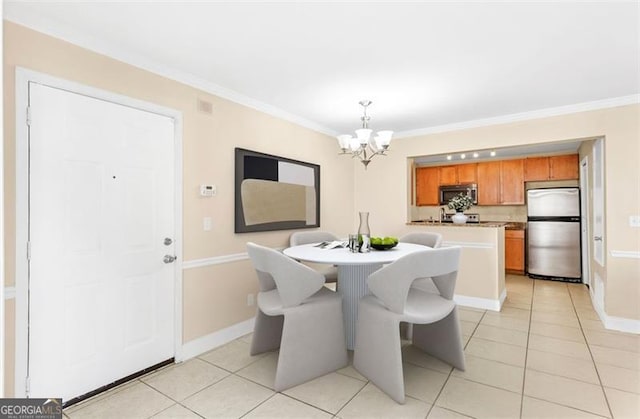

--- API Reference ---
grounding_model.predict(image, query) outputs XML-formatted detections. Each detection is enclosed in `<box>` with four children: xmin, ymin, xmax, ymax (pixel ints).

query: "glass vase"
<box><xmin>358</xmin><ymin>211</ymin><xmax>371</xmax><ymax>252</ymax></box>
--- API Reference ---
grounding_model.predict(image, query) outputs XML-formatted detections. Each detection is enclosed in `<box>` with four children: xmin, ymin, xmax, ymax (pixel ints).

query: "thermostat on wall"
<box><xmin>200</xmin><ymin>184</ymin><xmax>216</xmax><ymax>197</ymax></box>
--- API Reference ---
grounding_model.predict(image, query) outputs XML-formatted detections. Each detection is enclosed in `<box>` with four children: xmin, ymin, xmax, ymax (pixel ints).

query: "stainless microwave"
<box><xmin>439</xmin><ymin>184</ymin><xmax>478</xmax><ymax>206</ymax></box>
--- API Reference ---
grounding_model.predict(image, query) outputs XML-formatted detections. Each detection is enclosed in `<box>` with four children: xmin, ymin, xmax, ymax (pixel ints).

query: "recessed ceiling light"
<box><xmin>473</xmin><ymin>152</ymin><xmax>479</xmax><ymax>158</ymax></box>
<box><xmin>446</xmin><ymin>155</ymin><xmax>452</xmax><ymax>160</ymax></box>
<box><xmin>460</xmin><ymin>153</ymin><xmax>466</xmax><ymax>159</ymax></box>
<box><xmin>490</xmin><ymin>150</ymin><xmax>496</xmax><ymax>157</ymax></box>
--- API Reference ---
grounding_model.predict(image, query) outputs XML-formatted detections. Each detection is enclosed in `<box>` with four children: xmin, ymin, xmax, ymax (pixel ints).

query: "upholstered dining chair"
<box><xmin>289</xmin><ymin>231</ymin><xmax>339</xmax><ymax>284</ymax></box>
<box><xmin>246</xmin><ymin>242</ymin><xmax>348</xmax><ymax>391</ymax></box>
<box><xmin>399</xmin><ymin>232</ymin><xmax>443</xmax><ymax>248</ymax></box>
<box><xmin>353</xmin><ymin>246</ymin><xmax>465</xmax><ymax>403</ymax></box>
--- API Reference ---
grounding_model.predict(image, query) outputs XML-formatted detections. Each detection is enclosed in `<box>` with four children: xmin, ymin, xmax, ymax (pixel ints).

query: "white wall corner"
<box><xmin>179</xmin><ymin>317</ymin><xmax>255</xmax><ymax>361</ymax></box>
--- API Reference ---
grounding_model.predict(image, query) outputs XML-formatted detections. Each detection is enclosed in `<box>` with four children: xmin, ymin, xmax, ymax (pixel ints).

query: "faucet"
<box><xmin>440</xmin><ymin>207</ymin><xmax>446</xmax><ymax>222</ymax></box>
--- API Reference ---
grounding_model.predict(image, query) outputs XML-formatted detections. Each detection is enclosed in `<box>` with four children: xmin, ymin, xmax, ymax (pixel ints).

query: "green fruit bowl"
<box><xmin>370</xmin><ymin>237</ymin><xmax>399</xmax><ymax>251</ymax></box>
<box><xmin>371</xmin><ymin>242</ymin><xmax>398</xmax><ymax>251</ymax></box>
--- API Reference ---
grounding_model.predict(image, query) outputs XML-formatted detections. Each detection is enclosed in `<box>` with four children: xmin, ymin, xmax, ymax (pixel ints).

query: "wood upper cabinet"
<box><xmin>524</xmin><ymin>157</ymin><xmax>550</xmax><ymax>181</ymax></box>
<box><xmin>550</xmin><ymin>154</ymin><xmax>579</xmax><ymax>180</ymax></box>
<box><xmin>505</xmin><ymin>229</ymin><xmax>525</xmax><ymax>273</ymax></box>
<box><xmin>438</xmin><ymin>163</ymin><xmax>477</xmax><ymax>185</ymax></box>
<box><xmin>438</xmin><ymin>166</ymin><xmax>458</xmax><ymax>185</ymax></box>
<box><xmin>478</xmin><ymin>159</ymin><xmax>524</xmax><ymax>205</ymax></box>
<box><xmin>477</xmin><ymin>161</ymin><xmax>501</xmax><ymax>205</ymax></box>
<box><xmin>500</xmin><ymin>159</ymin><xmax>525</xmax><ymax>204</ymax></box>
<box><xmin>524</xmin><ymin>154</ymin><xmax>579</xmax><ymax>181</ymax></box>
<box><xmin>415</xmin><ymin>167</ymin><xmax>440</xmax><ymax>206</ymax></box>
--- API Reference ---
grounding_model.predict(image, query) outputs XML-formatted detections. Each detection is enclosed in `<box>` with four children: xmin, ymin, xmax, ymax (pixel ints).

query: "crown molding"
<box><xmin>395</xmin><ymin>95</ymin><xmax>640</xmax><ymax>139</ymax></box>
<box><xmin>3</xmin><ymin>12</ymin><xmax>337</xmax><ymax>137</ymax></box>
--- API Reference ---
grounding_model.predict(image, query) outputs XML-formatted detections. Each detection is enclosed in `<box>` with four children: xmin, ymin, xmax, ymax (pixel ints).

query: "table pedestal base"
<box><xmin>337</xmin><ymin>263</ymin><xmax>383</xmax><ymax>350</ymax></box>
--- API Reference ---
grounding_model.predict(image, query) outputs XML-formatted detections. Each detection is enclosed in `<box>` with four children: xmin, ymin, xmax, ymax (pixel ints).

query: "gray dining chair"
<box><xmin>289</xmin><ymin>231</ymin><xmax>339</xmax><ymax>284</ymax></box>
<box><xmin>353</xmin><ymin>246</ymin><xmax>465</xmax><ymax>404</ymax></box>
<box><xmin>246</xmin><ymin>242</ymin><xmax>348</xmax><ymax>391</ymax></box>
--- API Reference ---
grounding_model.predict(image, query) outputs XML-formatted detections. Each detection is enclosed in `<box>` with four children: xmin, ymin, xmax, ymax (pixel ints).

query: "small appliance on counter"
<box><xmin>527</xmin><ymin>187</ymin><xmax>582</xmax><ymax>282</ymax></box>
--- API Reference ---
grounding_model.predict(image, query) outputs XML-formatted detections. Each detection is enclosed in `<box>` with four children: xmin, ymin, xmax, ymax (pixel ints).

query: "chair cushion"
<box><xmin>258</xmin><ymin>286</ymin><xmax>339</xmax><ymax>316</ymax></box>
<box><xmin>404</xmin><ymin>289</ymin><xmax>456</xmax><ymax>324</ymax></box>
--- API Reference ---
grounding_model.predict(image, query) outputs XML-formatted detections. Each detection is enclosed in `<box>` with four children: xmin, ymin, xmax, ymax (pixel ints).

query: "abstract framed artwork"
<box><xmin>234</xmin><ymin>148</ymin><xmax>320</xmax><ymax>233</ymax></box>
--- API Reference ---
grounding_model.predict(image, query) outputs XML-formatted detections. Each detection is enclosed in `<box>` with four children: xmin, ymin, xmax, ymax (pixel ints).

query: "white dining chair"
<box><xmin>399</xmin><ymin>232</ymin><xmax>443</xmax><ymax>248</ymax></box>
<box><xmin>289</xmin><ymin>231</ymin><xmax>339</xmax><ymax>284</ymax></box>
<box><xmin>353</xmin><ymin>246</ymin><xmax>465</xmax><ymax>403</ymax></box>
<box><xmin>246</xmin><ymin>242</ymin><xmax>348</xmax><ymax>391</ymax></box>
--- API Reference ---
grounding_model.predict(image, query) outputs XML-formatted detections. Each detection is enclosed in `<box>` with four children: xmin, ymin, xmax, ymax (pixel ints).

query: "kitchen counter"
<box><xmin>408</xmin><ymin>221</ymin><xmax>526</xmax><ymax>230</ymax></box>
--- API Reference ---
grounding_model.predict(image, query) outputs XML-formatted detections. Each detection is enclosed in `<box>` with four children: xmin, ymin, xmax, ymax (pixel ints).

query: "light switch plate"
<box><xmin>203</xmin><ymin>217</ymin><xmax>212</xmax><ymax>231</ymax></box>
<box><xmin>630</xmin><ymin>215</ymin><xmax>640</xmax><ymax>227</ymax></box>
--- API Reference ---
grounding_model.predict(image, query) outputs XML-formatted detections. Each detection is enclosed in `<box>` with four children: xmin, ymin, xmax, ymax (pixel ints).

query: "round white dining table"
<box><xmin>283</xmin><ymin>242</ymin><xmax>430</xmax><ymax>350</ymax></box>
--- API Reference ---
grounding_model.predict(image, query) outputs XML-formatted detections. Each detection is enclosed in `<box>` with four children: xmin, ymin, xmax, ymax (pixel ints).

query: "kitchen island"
<box><xmin>402</xmin><ymin>221</ymin><xmax>507</xmax><ymax>311</ymax></box>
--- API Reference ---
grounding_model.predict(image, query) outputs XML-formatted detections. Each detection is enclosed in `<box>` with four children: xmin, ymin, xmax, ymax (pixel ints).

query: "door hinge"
<box><xmin>26</xmin><ymin>106</ymin><xmax>32</xmax><ymax>126</ymax></box>
<box><xmin>25</xmin><ymin>376</ymin><xmax>30</xmax><ymax>396</ymax></box>
<box><xmin>27</xmin><ymin>241</ymin><xmax>31</xmax><ymax>261</ymax></box>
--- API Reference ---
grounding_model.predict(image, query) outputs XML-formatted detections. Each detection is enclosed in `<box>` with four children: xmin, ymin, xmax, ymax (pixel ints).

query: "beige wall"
<box><xmin>3</xmin><ymin>21</ymin><xmax>356</xmax><ymax>393</ymax></box>
<box><xmin>354</xmin><ymin>105</ymin><xmax>640</xmax><ymax>320</ymax></box>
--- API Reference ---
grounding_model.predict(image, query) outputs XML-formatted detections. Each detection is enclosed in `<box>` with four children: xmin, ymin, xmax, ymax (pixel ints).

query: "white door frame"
<box><xmin>14</xmin><ymin>67</ymin><xmax>184</xmax><ymax>397</ymax></box>
<box><xmin>580</xmin><ymin>156</ymin><xmax>591</xmax><ymax>286</ymax></box>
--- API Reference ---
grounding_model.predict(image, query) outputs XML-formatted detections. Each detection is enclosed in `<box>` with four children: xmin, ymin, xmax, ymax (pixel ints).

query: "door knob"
<box><xmin>163</xmin><ymin>255</ymin><xmax>177</xmax><ymax>264</ymax></box>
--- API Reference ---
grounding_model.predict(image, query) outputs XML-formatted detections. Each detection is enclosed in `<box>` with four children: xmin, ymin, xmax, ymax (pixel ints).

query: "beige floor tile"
<box><xmin>526</xmin><ymin>349</ymin><xmax>600</xmax><ymax>384</ymax></box>
<box><xmin>150</xmin><ymin>404</ymin><xmax>201</xmax><ymax>418</ymax></box>
<box><xmin>503</xmin><ymin>301</ymin><xmax>533</xmax><ymax>311</ymax></box>
<box><xmin>596</xmin><ymin>363</ymin><xmax>640</xmax><ymax>394</ymax></box>
<box><xmin>452</xmin><ymin>354</ymin><xmax>524</xmax><ymax>393</ymax></box>
<box><xmin>458</xmin><ymin>308</ymin><xmax>485</xmax><ymax>323</ymax></box>
<box><xmin>66</xmin><ymin>382</ymin><xmax>173</xmax><ymax>419</ymax></box>
<box><xmin>435</xmin><ymin>376</ymin><xmax>521</xmax><ymax>419</ymax></box>
<box><xmin>533</xmin><ymin>302</ymin><xmax>577</xmax><ymax>315</ymax></box>
<box><xmin>337</xmin><ymin>351</ymin><xmax>367</xmax><ymax>382</ymax></box>
<box><xmin>530</xmin><ymin>321</ymin><xmax>586</xmax><ymax>343</ymax></box>
<box><xmin>603</xmin><ymin>387</ymin><xmax>640</xmax><ymax>419</ymax></box>
<box><xmin>576</xmin><ymin>308</ymin><xmax>601</xmax><ymax>321</ymax></box>
<box><xmin>244</xmin><ymin>393</ymin><xmax>332</xmax><ymax>418</ymax></box>
<box><xmin>584</xmin><ymin>329</ymin><xmax>640</xmax><ymax>353</ymax></box>
<box><xmin>465</xmin><ymin>337</ymin><xmax>526</xmax><ymax>367</ymax></box>
<box><xmin>528</xmin><ymin>333</ymin><xmax>592</xmax><ymax>360</ymax></box>
<box><xmin>524</xmin><ymin>369</ymin><xmax>609</xmax><ymax>417</ymax></box>
<box><xmin>580</xmin><ymin>319</ymin><xmax>607</xmax><ymax>331</ymax></box>
<box><xmin>521</xmin><ymin>396</ymin><xmax>607</xmax><ymax>418</ymax></box>
<box><xmin>236</xmin><ymin>352</ymin><xmax>279</xmax><ymax>389</ymax></box>
<box><xmin>473</xmin><ymin>324</ymin><xmax>529</xmax><ymax>347</ymax></box>
<box><xmin>337</xmin><ymin>382</ymin><xmax>431</xmax><ymax>419</ymax></box>
<box><xmin>427</xmin><ymin>406</ymin><xmax>474</xmax><ymax>418</ymax></box>
<box><xmin>496</xmin><ymin>306</ymin><xmax>531</xmax><ymax>320</ymax></box>
<box><xmin>480</xmin><ymin>312</ymin><xmax>530</xmax><ymax>331</ymax></box>
<box><xmin>240</xmin><ymin>333</ymin><xmax>253</xmax><ymax>344</ymax></box>
<box><xmin>199</xmin><ymin>339</ymin><xmax>267</xmax><ymax>372</ymax></box>
<box><xmin>402</xmin><ymin>363</ymin><xmax>449</xmax><ymax>403</ymax></box>
<box><xmin>182</xmin><ymin>375</ymin><xmax>273</xmax><ymax>418</ymax></box>
<box><xmin>402</xmin><ymin>345</ymin><xmax>454</xmax><ymax>374</ymax></box>
<box><xmin>142</xmin><ymin>358</ymin><xmax>229</xmax><ymax>401</ymax></box>
<box><xmin>531</xmin><ymin>310</ymin><xmax>581</xmax><ymax>328</ymax></box>
<box><xmin>504</xmin><ymin>294</ymin><xmax>532</xmax><ymax>306</ymax></box>
<box><xmin>590</xmin><ymin>345</ymin><xmax>640</xmax><ymax>370</ymax></box>
<box><xmin>64</xmin><ymin>380</ymin><xmax>139</xmax><ymax>414</ymax></box>
<box><xmin>283</xmin><ymin>372</ymin><xmax>366</xmax><ymax>414</ymax></box>
<box><xmin>460</xmin><ymin>320</ymin><xmax>478</xmax><ymax>336</ymax></box>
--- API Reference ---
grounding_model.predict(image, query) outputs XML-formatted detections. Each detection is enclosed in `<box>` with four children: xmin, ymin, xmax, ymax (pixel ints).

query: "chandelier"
<box><xmin>336</xmin><ymin>100</ymin><xmax>393</xmax><ymax>169</ymax></box>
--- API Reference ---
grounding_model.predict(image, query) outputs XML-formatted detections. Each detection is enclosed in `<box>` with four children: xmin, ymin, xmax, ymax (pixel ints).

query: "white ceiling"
<box><xmin>5</xmin><ymin>1</ymin><xmax>639</xmax><ymax>141</ymax></box>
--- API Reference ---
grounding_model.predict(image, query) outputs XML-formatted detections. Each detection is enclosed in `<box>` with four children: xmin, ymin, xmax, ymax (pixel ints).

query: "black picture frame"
<box><xmin>234</xmin><ymin>148</ymin><xmax>321</xmax><ymax>233</ymax></box>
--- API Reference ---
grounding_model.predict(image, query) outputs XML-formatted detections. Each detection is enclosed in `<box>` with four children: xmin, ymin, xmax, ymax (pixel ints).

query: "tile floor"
<box><xmin>64</xmin><ymin>275</ymin><xmax>640</xmax><ymax>418</ymax></box>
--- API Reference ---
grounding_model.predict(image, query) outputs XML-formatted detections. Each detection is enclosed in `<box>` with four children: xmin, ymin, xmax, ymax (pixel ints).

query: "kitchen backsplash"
<box><xmin>412</xmin><ymin>205</ymin><xmax>528</xmax><ymax>222</ymax></box>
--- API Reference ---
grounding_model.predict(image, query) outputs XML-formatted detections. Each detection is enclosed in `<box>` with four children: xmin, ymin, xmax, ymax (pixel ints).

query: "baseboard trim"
<box><xmin>454</xmin><ymin>292</ymin><xmax>503</xmax><ymax>312</ymax></box>
<box><xmin>4</xmin><ymin>286</ymin><xmax>15</xmax><ymax>300</ymax></box>
<box><xmin>590</xmin><ymin>294</ymin><xmax>640</xmax><ymax>334</ymax></box>
<box><xmin>179</xmin><ymin>317</ymin><xmax>255</xmax><ymax>361</ymax></box>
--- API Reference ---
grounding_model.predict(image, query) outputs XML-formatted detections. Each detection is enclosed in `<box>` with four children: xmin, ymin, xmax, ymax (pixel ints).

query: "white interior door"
<box><xmin>580</xmin><ymin>157</ymin><xmax>591</xmax><ymax>286</ymax></box>
<box><xmin>592</xmin><ymin>138</ymin><xmax>605</xmax><ymax>266</ymax></box>
<box><xmin>28</xmin><ymin>82</ymin><xmax>176</xmax><ymax>401</ymax></box>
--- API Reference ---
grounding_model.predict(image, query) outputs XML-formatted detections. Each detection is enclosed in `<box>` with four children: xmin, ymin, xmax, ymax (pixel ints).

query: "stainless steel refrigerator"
<box><xmin>527</xmin><ymin>188</ymin><xmax>582</xmax><ymax>282</ymax></box>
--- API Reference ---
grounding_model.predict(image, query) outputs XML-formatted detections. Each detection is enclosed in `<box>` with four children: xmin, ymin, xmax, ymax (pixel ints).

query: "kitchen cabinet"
<box><xmin>438</xmin><ymin>163</ymin><xmax>477</xmax><ymax>185</ymax></box>
<box><xmin>500</xmin><ymin>159</ymin><xmax>524</xmax><ymax>204</ymax></box>
<box><xmin>505</xmin><ymin>229</ymin><xmax>525</xmax><ymax>274</ymax></box>
<box><xmin>550</xmin><ymin>154</ymin><xmax>579</xmax><ymax>180</ymax></box>
<box><xmin>524</xmin><ymin>154</ymin><xmax>578</xmax><ymax>181</ymax></box>
<box><xmin>415</xmin><ymin>167</ymin><xmax>439</xmax><ymax>206</ymax></box>
<box><xmin>477</xmin><ymin>160</ymin><xmax>524</xmax><ymax>205</ymax></box>
<box><xmin>477</xmin><ymin>161</ymin><xmax>501</xmax><ymax>205</ymax></box>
